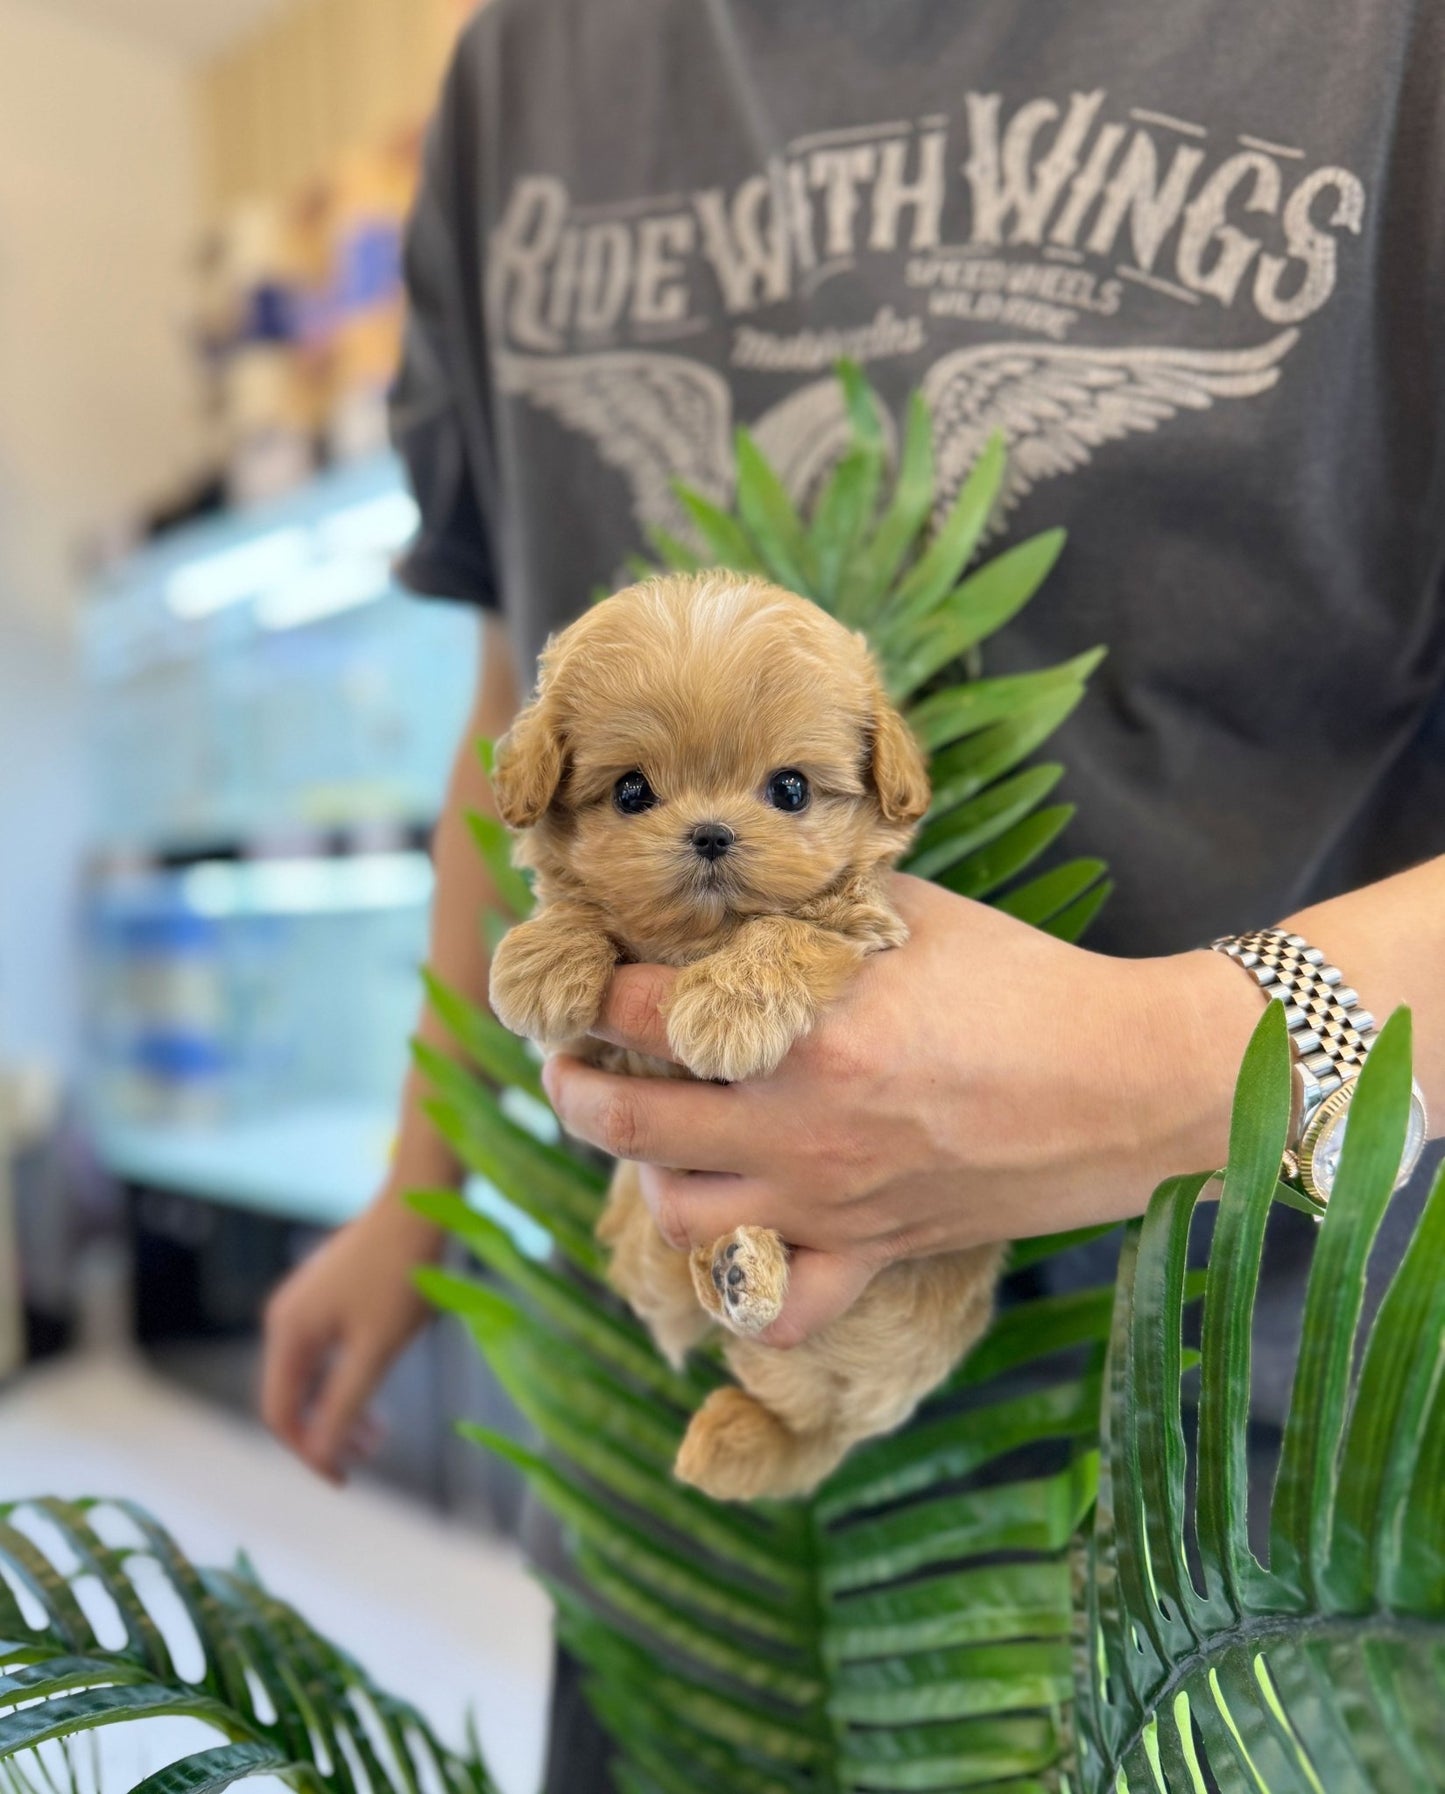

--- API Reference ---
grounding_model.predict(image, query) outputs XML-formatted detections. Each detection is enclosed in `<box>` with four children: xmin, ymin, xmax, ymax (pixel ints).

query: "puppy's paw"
<box><xmin>691</xmin><ymin>1227</ymin><xmax>788</xmax><ymax>1336</ymax></box>
<box><xmin>849</xmin><ymin>903</ymin><xmax>909</xmax><ymax>953</ymax></box>
<box><xmin>488</xmin><ymin>922</ymin><xmax>616</xmax><ymax>1047</ymax></box>
<box><xmin>664</xmin><ymin>961</ymin><xmax>812</xmax><ymax>1083</ymax></box>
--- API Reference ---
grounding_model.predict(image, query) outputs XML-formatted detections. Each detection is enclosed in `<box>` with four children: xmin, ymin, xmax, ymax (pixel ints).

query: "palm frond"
<box><xmin>0</xmin><ymin>1501</ymin><xmax>492</xmax><ymax>1794</ymax></box>
<box><xmin>23</xmin><ymin>361</ymin><xmax>1441</xmax><ymax>1794</ymax></box>
<box><xmin>411</xmin><ymin>363</ymin><xmax>1113</xmax><ymax>1791</ymax></box>
<box><xmin>668</xmin><ymin>359</ymin><xmax>1110</xmax><ymax>928</ymax></box>
<box><xmin>1076</xmin><ymin>1003</ymin><xmax>1445</xmax><ymax>1791</ymax></box>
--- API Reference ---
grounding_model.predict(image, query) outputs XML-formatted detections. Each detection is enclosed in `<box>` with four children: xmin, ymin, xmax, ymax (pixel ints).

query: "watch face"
<box><xmin>1403</xmin><ymin>1089</ymin><xmax>1430</xmax><ymax>1183</ymax></box>
<box><xmin>1310</xmin><ymin>1108</ymin><xmax>1350</xmax><ymax>1199</ymax></box>
<box><xmin>1305</xmin><ymin>1080</ymin><xmax>1430</xmax><ymax>1202</ymax></box>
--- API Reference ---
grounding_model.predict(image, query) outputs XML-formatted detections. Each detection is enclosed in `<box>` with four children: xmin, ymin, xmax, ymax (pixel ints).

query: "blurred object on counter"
<box><xmin>327</xmin><ymin>140</ymin><xmax>420</xmax><ymax>462</ymax></box>
<box><xmin>195</xmin><ymin>154</ymin><xmax>419</xmax><ymax>504</ymax></box>
<box><xmin>188</xmin><ymin>0</ymin><xmax>473</xmax><ymax>503</ymax></box>
<box><xmin>197</xmin><ymin>197</ymin><xmax>323</xmax><ymax>506</ymax></box>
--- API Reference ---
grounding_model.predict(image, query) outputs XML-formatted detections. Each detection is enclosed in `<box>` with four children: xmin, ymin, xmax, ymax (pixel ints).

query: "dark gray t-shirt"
<box><xmin>394</xmin><ymin>0</ymin><xmax>1445</xmax><ymax>963</ymax></box>
<box><xmin>392</xmin><ymin>0</ymin><xmax>1445</xmax><ymax>1419</ymax></box>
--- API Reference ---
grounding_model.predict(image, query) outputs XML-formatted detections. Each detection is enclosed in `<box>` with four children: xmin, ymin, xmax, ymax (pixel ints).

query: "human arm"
<box><xmin>260</xmin><ymin>614</ymin><xmax>520</xmax><ymax>1481</ymax></box>
<box><xmin>542</xmin><ymin>857</ymin><xmax>1445</xmax><ymax>1344</ymax></box>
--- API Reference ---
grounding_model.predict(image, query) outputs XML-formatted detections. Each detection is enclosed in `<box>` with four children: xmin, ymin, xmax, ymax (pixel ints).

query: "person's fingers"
<box><xmin>259</xmin><ymin>1308</ymin><xmax>322</xmax><ymax>1456</ymax></box>
<box><xmin>588</xmin><ymin>964</ymin><xmax>680</xmax><ymax>1060</ymax></box>
<box><xmin>301</xmin><ymin>1337</ymin><xmax>388</xmax><ymax>1484</ymax></box>
<box><xmin>636</xmin><ymin>1164</ymin><xmax>779</xmax><ymax>1251</ymax></box>
<box><xmin>760</xmin><ymin>1249</ymin><xmax>877</xmax><ymax>1349</ymax></box>
<box><xmin>347</xmin><ymin>1413</ymin><xmax>386</xmax><ymax>1460</ymax></box>
<box><xmin>542</xmin><ymin>1054</ymin><xmax>757</xmax><ymax>1173</ymax></box>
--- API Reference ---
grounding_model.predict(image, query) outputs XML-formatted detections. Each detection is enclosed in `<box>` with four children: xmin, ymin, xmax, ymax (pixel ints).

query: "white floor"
<box><xmin>0</xmin><ymin>1349</ymin><xmax>552</xmax><ymax>1794</ymax></box>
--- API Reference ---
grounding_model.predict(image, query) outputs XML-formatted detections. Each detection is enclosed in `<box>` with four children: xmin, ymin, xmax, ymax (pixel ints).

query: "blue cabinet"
<box><xmin>80</xmin><ymin>457</ymin><xmax>479</xmax><ymax>1226</ymax></box>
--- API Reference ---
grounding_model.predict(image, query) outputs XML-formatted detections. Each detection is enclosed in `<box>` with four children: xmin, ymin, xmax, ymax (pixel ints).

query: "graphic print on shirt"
<box><xmin>488</xmin><ymin>90</ymin><xmax>1365</xmax><ymax>535</ymax></box>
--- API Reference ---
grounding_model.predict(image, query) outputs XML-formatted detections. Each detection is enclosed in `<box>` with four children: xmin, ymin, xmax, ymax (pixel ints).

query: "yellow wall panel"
<box><xmin>201</xmin><ymin>0</ymin><xmax>468</xmax><ymax>215</ymax></box>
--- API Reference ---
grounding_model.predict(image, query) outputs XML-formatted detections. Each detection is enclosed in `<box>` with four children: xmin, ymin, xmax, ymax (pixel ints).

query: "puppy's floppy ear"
<box><xmin>491</xmin><ymin>691</ymin><xmax>565</xmax><ymax>828</ymax></box>
<box><xmin>492</xmin><ymin>623</ymin><xmax>587</xmax><ymax>828</ymax></box>
<box><xmin>867</xmin><ymin>691</ymin><xmax>930</xmax><ymax>826</ymax></box>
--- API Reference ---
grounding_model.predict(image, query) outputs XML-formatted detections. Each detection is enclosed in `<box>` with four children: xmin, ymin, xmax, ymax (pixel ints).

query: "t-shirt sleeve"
<box><xmin>389</xmin><ymin>52</ymin><xmax>498</xmax><ymax>610</ymax></box>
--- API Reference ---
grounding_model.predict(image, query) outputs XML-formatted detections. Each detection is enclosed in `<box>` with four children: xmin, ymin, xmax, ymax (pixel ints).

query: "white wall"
<box><xmin>0</xmin><ymin>0</ymin><xmax>205</xmax><ymax>1070</ymax></box>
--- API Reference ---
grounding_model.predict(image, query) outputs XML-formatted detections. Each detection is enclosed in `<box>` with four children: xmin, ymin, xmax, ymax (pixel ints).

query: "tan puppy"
<box><xmin>487</xmin><ymin>573</ymin><xmax>1002</xmax><ymax>1500</ymax></box>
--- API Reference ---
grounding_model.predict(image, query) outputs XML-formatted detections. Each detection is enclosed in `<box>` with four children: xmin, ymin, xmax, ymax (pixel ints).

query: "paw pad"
<box><xmin>707</xmin><ymin>1227</ymin><xmax>788</xmax><ymax>1334</ymax></box>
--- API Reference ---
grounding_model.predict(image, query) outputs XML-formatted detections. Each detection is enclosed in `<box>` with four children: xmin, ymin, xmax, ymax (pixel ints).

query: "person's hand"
<box><xmin>542</xmin><ymin>874</ymin><xmax>1261</xmax><ymax>1345</ymax></box>
<box><xmin>260</xmin><ymin>1193</ymin><xmax>443</xmax><ymax>1483</ymax></box>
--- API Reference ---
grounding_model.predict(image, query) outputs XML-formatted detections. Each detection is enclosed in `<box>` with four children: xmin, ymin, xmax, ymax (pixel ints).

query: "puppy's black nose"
<box><xmin>691</xmin><ymin>822</ymin><xmax>734</xmax><ymax>861</ymax></box>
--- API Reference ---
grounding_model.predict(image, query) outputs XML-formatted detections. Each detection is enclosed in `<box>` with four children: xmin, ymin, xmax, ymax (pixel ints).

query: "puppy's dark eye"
<box><xmin>613</xmin><ymin>771</ymin><xmax>658</xmax><ymax>815</ymax></box>
<box><xmin>765</xmin><ymin>769</ymin><xmax>810</xmax><ymax>813</ymax></box>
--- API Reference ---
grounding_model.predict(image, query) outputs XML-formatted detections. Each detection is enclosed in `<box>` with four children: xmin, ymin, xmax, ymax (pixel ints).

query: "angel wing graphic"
<box><xmin>496</xmin><ymin>328</ymin><xmax>1300</xmax><ymax>544</ymax></box>
<box><xmin>495</xmin><ymin>349</ymin><xmax>894</xmax><ymax>536</ymax></box>
<box><xmin>495</xmin><ymin>349</ymin><xmax>735</xmax><ymax>525</ymax></box>
<box><xmin>920</xmin><ymin>329</ymin><xmax>1301</xmax><ymax>530</ymax></box>
<box><xmin>750</xmin><ymin>378</ymin><xmax>898</xmax><ymax>514</ymax></box>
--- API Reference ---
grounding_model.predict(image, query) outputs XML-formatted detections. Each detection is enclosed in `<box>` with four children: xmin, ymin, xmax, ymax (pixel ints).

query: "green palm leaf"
<box><xmin>18</xmin><ymin>359</ymin><xmax>1442</xmax><ymax>1794</ymax></box>
<box><xmin>1076</xmin><ymin>1004</ymin><xmax>1445</xmax><ymax>1791</ymax></box>
<box><xmin>0</xmin><ymin>1502</ymin><xmax>492</xmax><ymax>1794</ymax></box>
<box><xmin>397</xmin><ymin>364</ymin><xmax>1115</xmax><ymax>1792</ymax></box>
<box><xmin>835</xmin><ymin>392</ymin><xmax>934</xmax><ymax>623</ymax></box>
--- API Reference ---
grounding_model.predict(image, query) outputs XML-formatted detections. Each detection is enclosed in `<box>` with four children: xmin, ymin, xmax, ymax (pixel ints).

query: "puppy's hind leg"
<box><xmin>599</xmin><ymin>1162</ymin><xmax>712</xmax><ymax>1369</ymax></box>
<box><xmin>674</xmin><ymin>1386</ymin><xmax>847</xmax><ymax>1502</ymax></box>
<box><xmin>689</xmin><ymin>1226</ymin><xmax>789</xmax><ymax>1336</ymax></box>
<box><xmin>676</xmin><ymin>1247</ymin><xmax>1006</xmax><ymax>1501</ymax></box>
<box><xmin>675</xmin><ymin>1326</ymin><xmax>859</xmax><ymax>1500</ymax></box>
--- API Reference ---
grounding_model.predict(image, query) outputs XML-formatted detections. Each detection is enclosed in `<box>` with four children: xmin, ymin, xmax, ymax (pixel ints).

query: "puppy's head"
<box><xmin>493</xmin><ymin>574</ymin><xmax>929</xmax><ymax>946</ymax></box>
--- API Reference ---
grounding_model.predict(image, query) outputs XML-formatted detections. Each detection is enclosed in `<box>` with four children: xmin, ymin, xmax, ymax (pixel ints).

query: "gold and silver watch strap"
<box><xmin>1210</xmin><ymin>927</ymin><xmax>1429</xmax><ymax>1205</ymax></box>
<box><xmin>1210</xmin><ymin>928</ymin><xmax>1377</xmax><ymax>1117</ymax></box>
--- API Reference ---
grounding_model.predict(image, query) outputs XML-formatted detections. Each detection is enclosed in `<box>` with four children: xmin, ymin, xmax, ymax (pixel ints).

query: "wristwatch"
<box><xmin>1211</xmin><ymin>928</ymin><xmax>1429</xmax><ymax>1205</ymax></box>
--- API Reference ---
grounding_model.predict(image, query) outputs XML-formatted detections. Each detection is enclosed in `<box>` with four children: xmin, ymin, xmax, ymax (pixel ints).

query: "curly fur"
<box><xmin>488</xmin><ymin>572</ymin><xmax>1001</xmax><ymax>1499</ymax></box>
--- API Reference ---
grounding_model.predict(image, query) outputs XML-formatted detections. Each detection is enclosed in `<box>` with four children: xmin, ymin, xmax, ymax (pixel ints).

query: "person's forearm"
<box><xmin>1277</xmin><ymin>857</ymin><xmax>1445</xmax><ymax>1114</ymax></box>
<box><xmin>379</xmin><ymin>614</ymin><xmax>521</xmax><ymax>1226</ymax></box>
<box><xmin>1167</xmin><ymin>856</ymin><xmax>1445</xmax><ymax>1189</ymax></box>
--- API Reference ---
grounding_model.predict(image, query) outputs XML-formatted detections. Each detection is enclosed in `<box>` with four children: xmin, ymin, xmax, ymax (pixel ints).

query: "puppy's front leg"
<box><xmin>667</xmin><ymin>893</ymin><xmax>902</xmax><ymax>1344</ymax></box>
<box><xmin>664</xmin><ymin>917</ymin><xmax>859</xmax><ymax>1344</ymax></box>
<box><xmin>663</xmin><ymin>916</ymin><xmax>864</xmax><ymax>1085</ymax></box>
<box><xmin>796</xmin><ymin>870</ymin><xmax>910</xmax><ymax>952</ymax></box>
<box><xmin>488</xmin><ymin>900</ymin><xmax>618</xmax><ymax>1048</ymax></box>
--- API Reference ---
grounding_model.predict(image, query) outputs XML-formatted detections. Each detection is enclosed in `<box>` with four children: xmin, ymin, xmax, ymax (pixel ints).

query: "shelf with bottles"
<box><xmin>82</xmin><ymin>855</ymin><xmax>549</xmax><ymax>1251</ymax></box>
<box><xmin>82</xmin><ymin>853</ymin><xmax>434</xmax><ymax>1132</ymax></box>
<box><xmin>79</xmin><ymin>454</ymin><xmax>492</xmax><ymax>1229</ymax></box>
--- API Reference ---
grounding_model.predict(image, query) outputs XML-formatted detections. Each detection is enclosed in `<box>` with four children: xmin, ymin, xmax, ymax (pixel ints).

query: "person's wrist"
<box><xmin>1137</xmin><ymin>947</ymin><xmax>1265</xmax><ymax>1176</ymax></box>
<box><xmin>378</xmin><ymin>1072</ymin><xmax>463</xmax><ymax>1253</ymax></box>
<box><xmin>365</xmin><ymin>1174</ymin><xmax>448</xmax><ymax>1260</ymax></box>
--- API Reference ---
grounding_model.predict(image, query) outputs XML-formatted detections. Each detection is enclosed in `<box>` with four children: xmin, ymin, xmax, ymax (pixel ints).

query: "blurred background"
<box><xmin>0</xmin><ymin>1</ymin><xmax>549</xmax><ymax>1783</ymax></box>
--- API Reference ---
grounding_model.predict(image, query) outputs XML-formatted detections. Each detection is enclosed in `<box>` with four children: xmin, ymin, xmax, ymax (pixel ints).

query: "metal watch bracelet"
<box><xmin>1209</xmin><ymin>927</ymin><xmax>1428</xmax><ymax>1203</ymax></box>
<box><xmin>1213</xmin><ymin>929</ymin><xmax>1374</xmax><ymax>1112</ymax></box>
